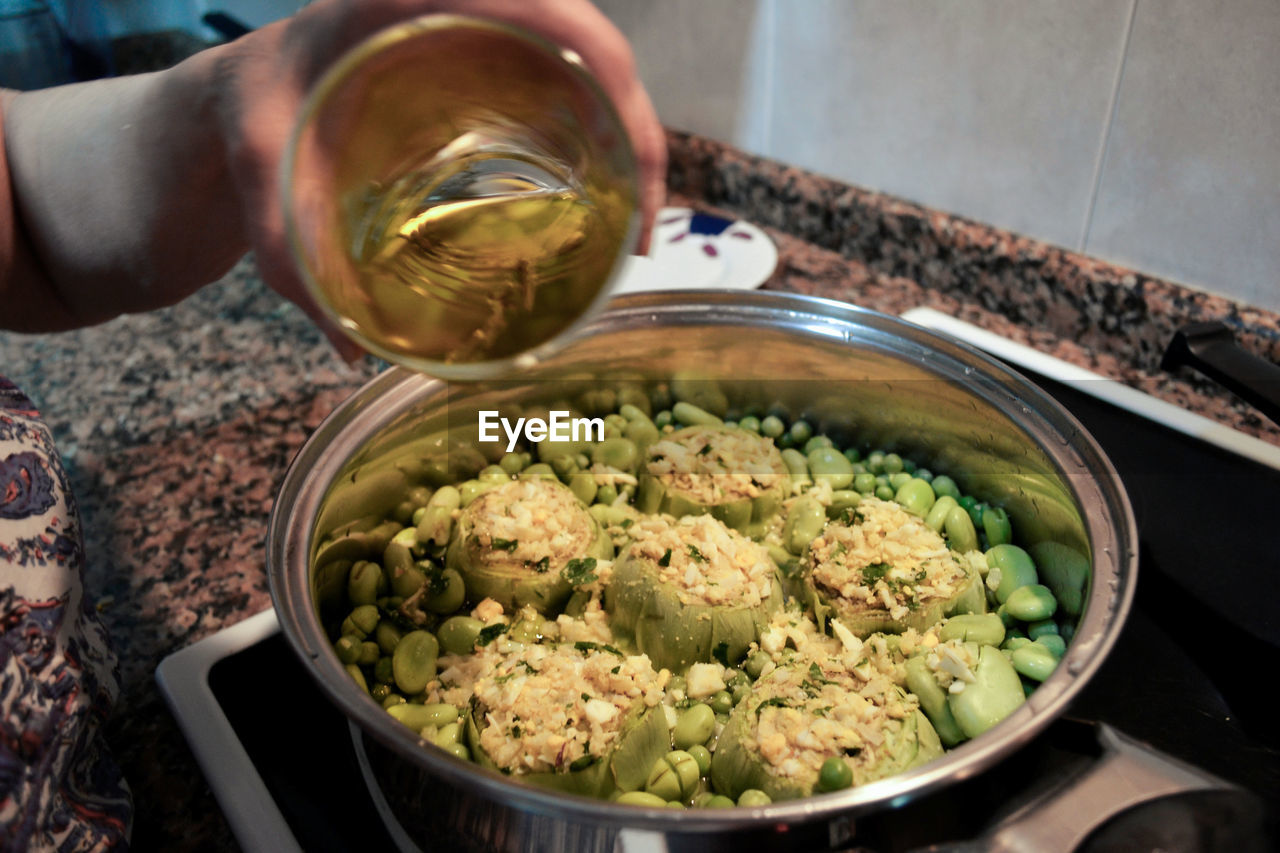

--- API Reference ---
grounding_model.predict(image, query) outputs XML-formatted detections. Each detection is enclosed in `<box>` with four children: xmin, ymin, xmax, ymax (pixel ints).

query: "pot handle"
<box><xmin>927</xmin><ymin>723</ymin><xmax>1239</xmax><ymax>853</ymax></box>
<box><xmin>1161</xmin><ymin>321</ymin><xmax>1280</xmax><ymax>426</ymax></box>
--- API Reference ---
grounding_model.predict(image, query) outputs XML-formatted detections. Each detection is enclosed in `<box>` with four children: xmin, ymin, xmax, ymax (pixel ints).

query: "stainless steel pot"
<box><xmin>267</xmin><ymin>291</ymin><xmax>1139</xmax><ymax>851</ymax></box>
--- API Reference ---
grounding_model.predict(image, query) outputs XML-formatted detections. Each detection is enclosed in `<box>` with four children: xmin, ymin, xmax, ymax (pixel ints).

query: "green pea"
<box><xmin>760</xmin><ymin>415</ymin><xmax>785</xmax><ymax>438</ymax></box>
<box><xmin>387</xmin><ymin>702</ymin><xmax>458</xmax><ymax>731</ymax></box>
<box><xmin>1005</xmin><ymin>584</ymin><xmax>1057</xmax><ymax>622</ymax></box>
<box><xmin>731</xmin><ymin>684</ymin><xmax>750</xmax><ymax>706</ymax></box>
<box><xmin>392</xmin><ymin>630</ymin><xmax>439</xmax><ymax>695</ymax></box>
<box><xmin>595</xmin><ymin>484</ymin><xmax>619</xmax><ymax>506</ymax></box>
<box><xmin>888</xmin><ymin>471</ymin><xmax>913</xmax><ymax>490</ymax></box>
<box><xmin>499</xmin><ymin>452</ymin><xmax>529</xmax><ymax>475</ymax></box>
<box><xmin>783</xmin><ymin>496</ymin><xmax>826</xmax><ymax>555</ymax></box>
<box><xmin>925</xmin><ymin>495</ymin><xmax>958</xmax><ymax>533</ymax></box>
<box><xmin>843</xmin><ymin>447</ymin><xmax>862</xmax><ymax>464</ymax></box>
<box><xmin>426</xmin><ymin>567</ymin><xmax>466</xmax><ymax>615</ymax></box>
<box><xmin>508</xmin><ymin>619</ymin><xmax>540</xmax><ymax>645</ymax></box>
<box><xmin>738</xmin><ymin>415</ymin><xmax>761</xmax><ymax>433</ymax></box>
<box><xmin>564</xmin><ymin>470</ymin><xmax>596</xmax><ymax>505</ymax></box>
<box><xmin>945</xmin><ymin>506</ymin><xmax>979</xmax><ymax>553</ymax></box>
<box><xmin>915</xmin><ymin>468</ymin><xmax>933</xmax><ymax>482</ymax></box>
<box><xmin>437</xmin><ymin>616</ymin><xmax>484</xmax><ymax>656</ymax></box>
<box><xmin>1011</xmin><ymin>643</ymin><xmax>1058</xmax><ymax>682</ymax></box>
<box><xmin>617</xmin><ymin>791</ymin><xmax>669</xmax><ymax>808</ymax></box>
<box><xmin>550</xmin><ymin>454</ymin><xmax>579</xmax><ymax>482</ymax></box>
<box><xmin>442</xmin><ymin>742</ymin><xmax>470</xmax><ymax>761</ymax></box>
<box><xmin>894</xmin><ymin>477</ymin><xmax>937</xmax><ymax>518</ymax></box>
<box><xmin>931</xmin><ymin>475</ymin><xmax>959</xmax><ymax>500</ymax></box>
<box><xmin>645</xmin><ymin>750</ymin><xmax>701</xmax><ymax>801</ymax></box>
<box><xmin>938</xmin><ymin>613</ymin><xmax>1006</xmax><ymax>647</ymax></box>
<box><xmin>1035</xmin><ymin>634</ymin><xmax>1067</xmax><ymax>659</ymax></box>
<box><xmin>807</xmin><ymin>446</ymin><xmax>855</xmax><ymax>488</ymax></box>
<box><xmin>966</xmin><ymin>501</ymin><xmax>986</xmax><ymax>529</ymax></box>
<box><xmin>667</xmin><ymin>675</ymin><xmax>687</xmax><ymax>696</ymax></box>
<box><xmin>704</xmin><ymin>795</ymin><xmax>735</xmax><ymax>809</ymax></box>
<box><xmin>802</xmin><ymin>435</ymin><xmax>832</xmax><ymax>454</ymax></box>
<box><xmin>625</xmin><ymin>418</ymin><xmax>660</xmax><ymax>448</ymax></box>
<box><xmin>672</xmin><ymin>401</ymin><xmax>722</xmax><ymax>427</ymax></box>
<box><xmin>672</xmin><ymin>703</ymin><xmax>715</xmax><ymax>749</ymax></box>
<box><xmin>737</xmin><ymin>789</ymin><xmax>772</xmax><ymax>807</ymax></box>
<box><xmin>817</xmin><ymin>757</ymin><xmax>853</xmax><ymax>792</ymax></box>
<box><xmin>744</xmin><ymin>651</ymin><xmax>771</xmax><ymax>680</ymax></box>
<box><xmin>865</xmin><ymin>450</ymin><xmax>886</xmax><ymax>474</ymax></box>
<box><xmin>788</xmin><ymin>420</ymin><xmax>813</xmax><ymax>444</ymax></box>
<box><xmin>654</xmin><ymin>410</ymin><xmax>674</xmax><ymax>429</ymax></box>
<box><xmin>708</xmin><ymin>690</ymin><xmax>733</xmax><ymax>715</ymax></box>
<box><xmin>686</xmin><ymin>744</ymin><xmax>712</xmax><ymax>775</ymax></box>
<box><xmin>881</xmin><ymin>453</ymin><xmax>903</xmax><ymax>474</ymax></box>
<box><xmin>1060</xmin><ymin>621</ymin><xmax>1077</xmax><ymax>643</ymax></box>
<box><xmin>874</xmin><ymin>484</ymin><xmax>896</xmax><ymax>501</ymax></box>
<box><xmin>853</xmin><ymin>472</ymin><xmax>878</xmax><ymax>495</ymax></box>
<box><xmin>371</xmin><ymin>682</ymin><xmax>392</xmax><ymax>703</ymax></box>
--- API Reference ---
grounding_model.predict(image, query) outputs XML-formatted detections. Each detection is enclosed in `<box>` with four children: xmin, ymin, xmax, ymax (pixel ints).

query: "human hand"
<box><xmin>212</xmin><ymin>0</ymin><xmax>667</xmax><ymax>360</ymax></box>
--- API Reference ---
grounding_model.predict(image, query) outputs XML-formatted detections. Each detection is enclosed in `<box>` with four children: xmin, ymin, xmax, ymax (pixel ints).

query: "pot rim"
<box><xmin>267</xmin><ymin>289</ymin><xmax>1138</xmax><ymax>830</ymax></box>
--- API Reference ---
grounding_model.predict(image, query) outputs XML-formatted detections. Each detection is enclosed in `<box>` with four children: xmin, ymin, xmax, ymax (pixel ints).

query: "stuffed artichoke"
<box><xmin>448</xmin><ymin>640</ymin><xmax>670</xmax><ymax>797</ymax></box>
<box><xmin>605</xmin><ymin>514</ymin><xmax>783</xmax><ymax>671</ymax></box>
<box><xmin>802</xmin><ymin>498</ymin><xmax>985</xmax><ymax>638</ymax></box>
<box><xmin>636</xmin><ymin>425</ymin><xmax>788</xmax><ymax>536</ymax></box>
<box><xmin>446</xmin><ymin>478</ymin><xmax>613</xmax><ymax>614</ymax></box>
<box><xmin>710</xmin><ymin>656</ymin><xmax>943</xmax><ymax>801</ymax></box>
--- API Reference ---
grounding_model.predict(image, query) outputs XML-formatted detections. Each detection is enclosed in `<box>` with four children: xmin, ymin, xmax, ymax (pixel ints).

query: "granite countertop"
<box><xmin>3</xmin><ymin>129</ymin><xmax>1278</xmax><ymax>849</ymax></box>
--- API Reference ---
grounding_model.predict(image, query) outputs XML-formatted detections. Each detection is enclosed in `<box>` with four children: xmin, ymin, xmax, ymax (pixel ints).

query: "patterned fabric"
<box><xmin>1</xmin><ymin>376</ymin><xmax>131</xmax><ymax>851</ymax></box>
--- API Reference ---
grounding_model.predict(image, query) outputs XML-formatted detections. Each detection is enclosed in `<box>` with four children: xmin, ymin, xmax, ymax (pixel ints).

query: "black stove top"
<box><xmin>202</xmin><ymin>361</ymin><xmax>1280</xmax><ymax>852</ymax></box>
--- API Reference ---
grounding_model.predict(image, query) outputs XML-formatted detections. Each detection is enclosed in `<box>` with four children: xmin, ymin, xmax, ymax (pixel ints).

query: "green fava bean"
<box><xmin>347</xmin><ymin>560</ymin><xmax>383</xmax><ymax>606</ymax></box>
<box><xmin>982</xmin><ymin>506</ymin><xmax>1012</xmax><ymax>546</ymax></box>
<box><xmin>1027</xmin><ymin>619</ymin><xmax>1059</xmax><ymax>640</ymax></box>
<box><xmin>390</xmin><ymin>563</ymin><xmax>426</xmax><ymax>599</ymax></box>
<box><xmin>686</xmin><ymin>744</ymin><xmax>712</xmax><ymax>775</ymax></box>
<box><xmin>827</xmin><ymin>490</ymin><xmax>862</xmax><ymax>519</ymax></box>
<box><xmin>334</xmin><ymin>635</ymin><xmax>362</xmax><ymax>665</ymax></box>
<box><xmin>437</xmin><ymin>616</ymin><xmax>484</xmax><ymax>656</ymax></box>
<box><xmin>426</xmin><ymin>567</ymin><xmax>466</xmax><ymax>615</ymax></box>
<box><xmin>593</xmin><ymin>436</ymin><xmax>640</xmax><ymax>472</ymax></box>
<box><xmin>924</xmin><ymin>495</ymin><xmax>958</xmax><ymax>533</ymax></box>
<box><xmin>737</xmin><ymin>789</ymin><xmax>772</xmax><ymax>807</ymax></box>
<box><xmin>784</xmin><ymin>496</ymin><xmax>826</xmax><ymax>555</ymax></box>
<box><xmin>672</xmin><ymin>401</ymin><xmax>723</xmax><ymax>427</ymax></box>
<box><xmin>1002</xmin><ymin>636</ymin><xmax>1033</xmax><ymax>653</ymax></box>
<box><xmin>807</xmin><ymin>447</ymin><xmax>854</xmax><ymax>489</ymax></box>
<box><xmin>780</xmin><ymin>448</ymin><xmax>812</xmax><ymax>491</ymax></box>
<box><xmin>617</xmin><ymin>791</ymin><xmax>669</xmax><ymax>808</ymax></box>
<box><xmin>478</xmin><ymin>465</ymin><xmax>511</xmax><ymax>485</ymax></box>
<box><xmin>519</xmin><ymin>462</ymin><xmax>558</xmax><ymax>481</ymax></box>
<box><xmin>1011</xmin><ymin>643</ymin><xmax>1058</xmax><ymax>681</ymax></box>
<box><xmin>347</xmin><ymin>604</ymin><xmax>380</xmax><ymax>637</ymax></box>
<box><xmin>947</xmin><ymin>645</ymin><xmax>1026</xmax><ymax>739</ymax></box>
<box><xmin>358</xmin><ymin>641</ymin><xmax>381</xmax><ymax>665</ymax></box>
<box><xmin>895</xmin><ymin>477</ymin><xmax>937</xmax><ymax>518</ymax></box>
<box><xmin>386</xmin><ymin>701</ymin><xmax>458</xmax><ymax>731</ymax></box>
<box><xmin>673</xmin><ymin>703</ymin><xmax>716</xmax><ymax>749</ymax></box>
<box><xmin>817</xmin><ymin>757</ymin><xmax>853</xmax><ymax>792</ymax></box>
<box><xmin>1005</xmin><ymin>584</ymin><xmax>1058</xmax><ymax>622</ymax></box>
<box><xmin>938</xmin><ymin>613</ymin><xmax>1006</xmax><ymax>647</ymax></box>
<box><xmin>344</xmin><ymin>663</ymin><xmax>368</xmax><ymax>694</ymax></box>
<box><xmin>1035</xmin><ymin>633</ymin><xmax>1067</xmax><ymax>659</ymax></box>
<box><xmin>442</xmin><ymin>742</ymin><xmax>470</xmax><ymax>761</ymax></box>
<box><xmin>392</xmin><ymin>630</ymin><xmax>439</xmax><ymax>695</ymax></box>
<box><xmin>644</xmin><ymin>751</ymin><xmax>701</xmax><ymax>801</ymax></box>
<box><xmin>889</xmin><ymin>471</ymin><xmax>912</xmax><ymax>491</ymax></box>
<box><xmin>987</xmin><ymin>544</ymin><xmax>1039</xmax><ymax>604</ymax></box>
<box><xmin>931</xmin><ymin>475</ymin><xmax>960</xmax><ymax>500</ymax></box>
<box><xmin>944</xmin><ymin>505</ymin><xmax>979</xmax><ymax>553</ymax></box>
<box><xmin>704</xmin><ymin>795</ymin><xmax>735</xmax><ymax>809</ymax></box>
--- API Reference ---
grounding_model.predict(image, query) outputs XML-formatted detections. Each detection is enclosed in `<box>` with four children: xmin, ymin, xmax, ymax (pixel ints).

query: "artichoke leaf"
<box><xmin>464</xmin><ymin>700</ymin><xmax>667</xmax><ymax>799</ymax></box>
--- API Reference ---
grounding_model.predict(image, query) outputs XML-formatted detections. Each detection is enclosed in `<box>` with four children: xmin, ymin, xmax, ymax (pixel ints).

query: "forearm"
<box><xmin>1</xmin><ymin>48</ymin><xmax>247</xmax><ymax>332</ymax></box>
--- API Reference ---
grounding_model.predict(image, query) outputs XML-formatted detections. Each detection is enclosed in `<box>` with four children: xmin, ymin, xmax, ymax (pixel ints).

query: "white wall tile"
<box><xmin>762</xmin><ymin>0</ymin><xmax>1133</xmax><ymax>252</ymax></box>
<box><xmin>1085</xmin><ymin>0</ymin><xmax>1280</xmax><ymax>310</ymax></box>
<box><xmin>592</xmin><ymin>0</ymin><xmax>761</xmax><ymax>146</ymax></box>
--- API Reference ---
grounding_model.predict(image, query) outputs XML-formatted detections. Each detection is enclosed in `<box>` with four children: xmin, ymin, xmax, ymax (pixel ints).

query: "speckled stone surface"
<box><xmin>3</xmin><ymin>129</ymin><xmax>1279</xmax><ymax>850</ymax></box>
